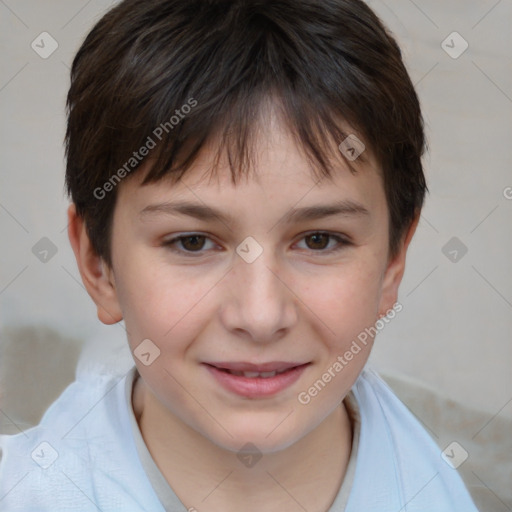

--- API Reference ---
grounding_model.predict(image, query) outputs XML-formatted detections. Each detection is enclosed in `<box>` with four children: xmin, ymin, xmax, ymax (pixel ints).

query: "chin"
<box><xmin>200</xmin><ymin>414</ymin><xmax>306</xmax><ymax>455</ymax></box>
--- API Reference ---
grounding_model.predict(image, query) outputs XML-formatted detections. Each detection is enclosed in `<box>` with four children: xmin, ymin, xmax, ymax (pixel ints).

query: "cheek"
<box><xmin>300</xmin><ymin>261</ymin><xmax>383</xmax><ymax>342</ymax></box>
<box><xmin>116</xmin><ymin>258</ymin><xmax>217</xmax><ymax>349</ymax></box>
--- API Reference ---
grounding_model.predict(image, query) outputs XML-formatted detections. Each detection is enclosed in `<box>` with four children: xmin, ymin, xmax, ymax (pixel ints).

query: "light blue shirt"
<box><xmin>0</xmin><ymin>366</ymin><xmax>479</xmax><ymax>511</ymax></box>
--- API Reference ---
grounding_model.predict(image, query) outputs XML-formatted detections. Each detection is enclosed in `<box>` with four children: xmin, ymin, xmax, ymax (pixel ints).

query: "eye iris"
<box><xmin>182</xmin><ymin>235</ymin><xmax>205</xmax><ymax>251</ymax></box>
<box><xmin>307</xmin><ymin>233</ymin><xmax>329</xmax><ymax>250</ymax></box>
<box><xmin>175</xmin><ymin>233</ymin><xmax>336</xmax><ymax>253</ymax></box>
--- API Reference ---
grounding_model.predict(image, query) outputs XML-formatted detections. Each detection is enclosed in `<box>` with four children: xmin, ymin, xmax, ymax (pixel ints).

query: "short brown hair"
<box><xmin>65</xmin><ymin>0</ymin><xmax>428</xmax><ymax>266</ymax></box>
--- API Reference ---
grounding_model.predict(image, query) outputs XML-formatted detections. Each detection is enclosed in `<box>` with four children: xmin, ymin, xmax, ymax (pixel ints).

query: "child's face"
<box><xmin>92</xmin><ymin>117</ymin><xmax>409</xmax><ymax>453</ymax></box>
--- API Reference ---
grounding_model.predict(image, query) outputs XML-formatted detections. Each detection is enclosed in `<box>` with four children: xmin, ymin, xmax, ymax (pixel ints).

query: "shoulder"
<box><xmin>0</xmin><ymin>367</ymin><xmax>163</xmax><ymax>511</ymax></box>
<box><xmin>345</xmin><ymin>367</ymin><xmax>480</xmax><ymax>512</ymax></box>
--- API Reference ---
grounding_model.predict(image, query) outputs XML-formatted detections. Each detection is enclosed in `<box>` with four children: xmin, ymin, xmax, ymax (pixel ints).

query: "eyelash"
<box><xmin>162</xmin><ymin>232</ymin><xmax>351</xmax><ymax>257</ymax></box>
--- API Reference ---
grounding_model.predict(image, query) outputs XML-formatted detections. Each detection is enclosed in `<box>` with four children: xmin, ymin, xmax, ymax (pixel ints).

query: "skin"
<box><xmin>68</xmin><ymin>112</ymin><xmax>418</xmax><ymax>512</ymax></box>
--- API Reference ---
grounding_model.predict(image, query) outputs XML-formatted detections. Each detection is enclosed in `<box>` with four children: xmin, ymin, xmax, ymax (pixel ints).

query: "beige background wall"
<box><xmin>1</xmin><ymin>0</ymin><xmax>511</xmax><ymax>432</ymax></box>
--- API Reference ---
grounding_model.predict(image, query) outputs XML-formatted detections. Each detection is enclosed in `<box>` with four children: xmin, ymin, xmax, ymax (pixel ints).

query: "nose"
<box><xmin>220</xmin><ymin>246</ymin><xmax>298</xmax><ymax>344</ymax></box>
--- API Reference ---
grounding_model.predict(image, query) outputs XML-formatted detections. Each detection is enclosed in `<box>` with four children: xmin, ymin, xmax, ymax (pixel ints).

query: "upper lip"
<box><xmin>205</xmin><ymin>361</ymin><xmax>309</xmax><ymax>372</ymax></box>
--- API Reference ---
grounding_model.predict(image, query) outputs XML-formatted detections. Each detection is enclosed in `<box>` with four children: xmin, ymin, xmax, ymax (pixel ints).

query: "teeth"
<box><xmin>224</xmin><ymin>369</ymin><xmax>290</xmax><ymax>378</ymax></box>
<box><xmin>243</xmin><ymin>371</ymin><xmax>263</xmax><ymax>378</ymax></box>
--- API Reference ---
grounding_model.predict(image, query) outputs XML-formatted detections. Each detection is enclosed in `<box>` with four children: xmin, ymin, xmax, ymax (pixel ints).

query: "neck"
<box><xmin>132</xmin><ymin>372</ymin><xmax>353</xmax><ymax>512</ymax></box>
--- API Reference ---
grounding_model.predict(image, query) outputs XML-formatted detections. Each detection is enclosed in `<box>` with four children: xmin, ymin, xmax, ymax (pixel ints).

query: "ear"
<box><xmin>377</xmin><ymin>212</ymin><xmax>420</xmax><ymax>317</ymax></box>
<box><xmin>67</xmin><ymin>204</ymin><xmax>123</xmax><ymax>325</ymax></box>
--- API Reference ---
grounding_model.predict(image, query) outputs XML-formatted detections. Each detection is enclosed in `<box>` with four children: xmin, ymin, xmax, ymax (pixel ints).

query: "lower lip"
<box><xmin>204</xmin><ymin>364</ymin><xmax>309</xmax><ymax>398</ymax></box>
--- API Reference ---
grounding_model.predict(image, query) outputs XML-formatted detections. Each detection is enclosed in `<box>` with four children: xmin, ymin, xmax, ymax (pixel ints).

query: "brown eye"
<box><xmin>164</xmin><ymin>234</ymin><xmax>215</xmax><ymax>255</ymax></box>
<box><xmin>179</xmin><ymin>235</ymin><xmax>206</xmax><ymax>251</ymax></box>
<box><xmin>305</xmin><ymin>233</ymin><xmax>331</xmax><ymax>250</ymax></box>
<box><xmin>296</xmin><ymin>232</ymin><xmax>350</xmax><ymax>254</ymax></box>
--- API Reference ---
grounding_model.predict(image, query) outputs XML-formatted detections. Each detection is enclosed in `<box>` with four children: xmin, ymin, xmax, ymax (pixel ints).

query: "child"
<box><xmin>0</xmin><ymin>0</ymin><xmax>480</xmax><ymax>510</ymax></box>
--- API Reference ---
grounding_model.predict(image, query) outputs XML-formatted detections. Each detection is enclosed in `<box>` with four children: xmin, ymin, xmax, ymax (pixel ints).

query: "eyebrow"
<box><xmin>139</xmin><ymin>199</ymin><xmax>370</xmax><ymax>226</ymax></box>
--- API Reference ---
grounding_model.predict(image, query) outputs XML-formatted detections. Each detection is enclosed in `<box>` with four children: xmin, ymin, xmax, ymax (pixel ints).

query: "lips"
<box><xmin>206</xmin><ymin>361</ymin><xmax>305</xmax><ymax>372</ymax></box>
<box><xmin>205</xmin><ymin>361</ymin><xmax>306</xmax><ymax>379</ymax></box>
<box><xmin>220</xmin><ymin>368</ymin><xmax>289</xmax><ymax>378</ymax></box>
<box><xmin>203</xmin><ymin>362</ymin><xmax>310</xmax><ymax>398</ymax></box>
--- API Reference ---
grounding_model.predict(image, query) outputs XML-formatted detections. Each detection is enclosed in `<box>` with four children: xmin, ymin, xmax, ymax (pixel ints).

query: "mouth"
<box><xmin>203</xmin><ymin>362</ymin><xmax>310</xmax><ymax>398</ymax></box>
<box><xmin>215</xmin><ymin>368</ymin><xmax>290</xmax><ymax>378</ymax></box>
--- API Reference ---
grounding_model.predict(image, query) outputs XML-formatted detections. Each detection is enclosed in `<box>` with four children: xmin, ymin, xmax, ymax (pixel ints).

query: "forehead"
<box><xmin>117</xmin><ymin>116</ymin><xmax>385</xmax><ymax>222</ymax></box>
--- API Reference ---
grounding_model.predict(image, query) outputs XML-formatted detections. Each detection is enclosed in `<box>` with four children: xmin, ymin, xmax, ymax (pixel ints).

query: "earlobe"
<box><xmin>67</xmin><ymin>204</ymin><xmax>123</xmax><ymax>325</ymax></box>
<box><xmin>378</xmin><ymin>212</ymin><xmax>420</xmax><ymax>317</ymax></box>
